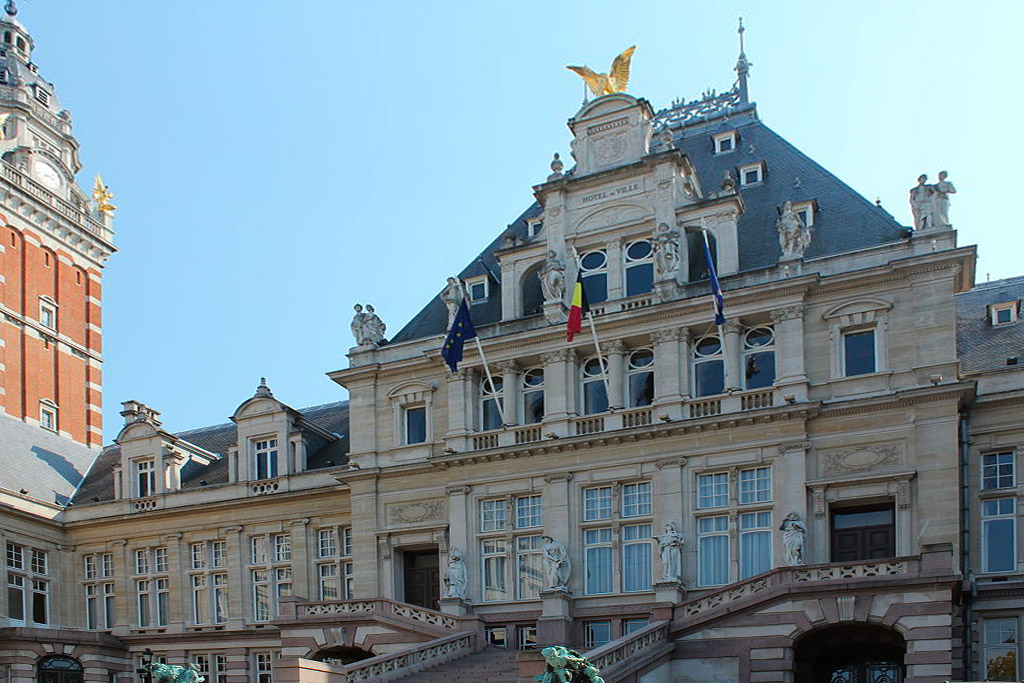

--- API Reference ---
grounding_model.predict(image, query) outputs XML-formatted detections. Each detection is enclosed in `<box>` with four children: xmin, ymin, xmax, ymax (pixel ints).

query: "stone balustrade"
<box><xmin>295</xmin><ymin>597</ymin><xmax>459</xmax><ymax>630</ymax></box>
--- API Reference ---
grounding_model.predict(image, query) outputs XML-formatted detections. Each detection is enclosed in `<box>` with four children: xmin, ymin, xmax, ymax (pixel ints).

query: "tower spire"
<box><xmin>735</xmin><ymin>17</ymin><xmax>751</xmax><ymax>104</ymax></box>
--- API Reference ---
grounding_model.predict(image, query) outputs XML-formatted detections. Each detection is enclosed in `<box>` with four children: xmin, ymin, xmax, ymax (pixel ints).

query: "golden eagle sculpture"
<box><xmin>567</xmin><ymin>46</ymin><xmax>636</xmax><ymax>97</ymax></box>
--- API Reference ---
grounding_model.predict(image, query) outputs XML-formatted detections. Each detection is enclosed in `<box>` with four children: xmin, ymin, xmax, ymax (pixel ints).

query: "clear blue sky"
<box><xmin>19</xmin><ymin>1</ymin><xmax>1017</xmax><ymax>437</ymax></box>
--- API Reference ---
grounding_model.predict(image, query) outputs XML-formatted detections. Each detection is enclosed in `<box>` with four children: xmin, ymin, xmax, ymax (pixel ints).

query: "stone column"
<box><xmin>606</xmin><ymin>340</ymin><xmax>626</xmax><ymax>410</ymax></box>
<box><xmin>110</xmin><ymin>538</ymin><xmax>129</xmax><ymax>635</ymax></box>
<box><xmin>653</xmin><ymin>458</ymin><xmax>687</xmax><ymax>602</ymax></box>
<box><xmin>678</xmin><ymin>328</ymin><xmax>692</xmax><ymax>400</ymax></box>
<box><xmin>722</xmin><ymin>321</ymin><xmax>742</xmax><ymax>392</ymax></box>
<box><xmin>606</xmin><ymin>240</ymin><xmax>623</xmax><ymax>301</ymax></box>
<box><xmin>776</xmin><ymin>442</ymin><xmax>810</xmax><ymax>567</ymax></box>
<box><xmin>441</xmin><ymin>484</ymin><xmax>472</xmax><ymax>615</ymax></box>
<box><xmin>347</xmin><ymin>478</ymin><xmax>382</xmax><ymax>600</ymax></box>
<box><xmin>541</xmin><ymin>350</ymin><xmax>574</xmax><ymax>433</ymax></box>
<box><xmin>445</xmin><ymin>368</ymin><xmax>472</xmax><ymax>451</ymax></box>
<box><xmin>223</xmin><ymin>525</ymin><xmax>246</xmax><ymax>629</ymax></box>
<box><xmin>163</xmin><ymin>533</ymin><xmax>185</xmax><ymax>630</ymax></box>
<box><xmin>498</xmin><ymin>361</ymin><xmax>519</xmax><ymax>426</ymax></box>
<box><xmin>288</xmin><ymin>518</ymin><xmax>310</xmax><ymax>602</ymax></box>
<box><xmin>772</xmin><ymin>305</ymin><xmax>808</xmax><ymax>402</ymax></box>
<box><xmin>652</xmin><ymin>329</ymin><xmax>683</xmax><ymax>418</ymax></box>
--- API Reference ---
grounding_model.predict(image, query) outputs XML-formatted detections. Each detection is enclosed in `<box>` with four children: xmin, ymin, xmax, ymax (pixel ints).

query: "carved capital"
<box><xmin>722</xmin><ymin>320</ymin><xmax>742</xmax><ymax>335</ymax></box>
<box><xmin>112</xmin><ymin>539</ymin><xmax>128</xmax><ymax>547</ymax></box>
<box><xmin>447</xmin><ymin>367</ymin><xmax>473</xmax><ymax>382</ymax></box>
<box><xmin>811</xmin><ymin>486</ymin><xmax>827</xmax><ymax>518</ymax></box>
<box><xmin>543</xmin><ymin>473</ymin><xmax>573</xmax><ymax>483</ymax></box>
<box><xmin>778</xmin><ymin>441</ymin><xmax>811</xmax><ymax>454</ymax></box>
<box><xmin>496</xmin><ymin>360</ymin><xmax>519</xmax><ymax>374</ymax></box>
<box><xmin>897</xmin><ymin>479</ymin><xmax>911</xmax><ymax>509</ymax></box>
<box><xmin>541</xmin><ymin>349</ymin><xmax>575</xmax><ymax>364</ymax></box>
<box><xmin>655</xmin><ymin>457</ymin><xmax>687</xmax><ymax>469</ymax></box>
<box><xmin>378</xmin><ymin>537</ymin><xmax>391</xmax><ymax>561</ymax></box>
<box><xmin>605</xmin><ymin>339</ymin><xmax>627</xmax><ymax>354</ymax></box>
<box><xmin>771</xmin><ymin>305</ymin><xmax>805</xmax><ymax>323</ymax></box>
<box><xmin>289</xmin><ymin>518</ymin><xmax>310</xmax><ymax>527</ymax></box>
<box><xmin>222</xmin><ymin>526</ymin><xmax>243</xmax><ymax>534</ymax></box>
<box><xmin>163</xmin><ymin>533</ymin><xmax>183</xmax><ymax>541</ymax></box>
<box><xmin>651</xmin><ymin>328</ymin><xmax>682</xmax><ymax>344</ymax></box>
<box><xmin>445</xmin><ymin>485</ymin><xmax>471</xmax><ymax>496</ymax></box>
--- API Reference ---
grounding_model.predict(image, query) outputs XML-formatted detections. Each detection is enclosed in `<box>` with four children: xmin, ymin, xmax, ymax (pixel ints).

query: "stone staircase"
<box><xmin>406</xmin><ymin>647</ymin><xmax>520</xmax><ymax>682</ymax></box>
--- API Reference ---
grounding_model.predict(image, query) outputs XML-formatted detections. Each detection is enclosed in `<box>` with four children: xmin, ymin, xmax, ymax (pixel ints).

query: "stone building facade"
<box><xmin>2</xmin><ymin>9</ymin><xmax>1024</xmax><ymax>683</ymax></box>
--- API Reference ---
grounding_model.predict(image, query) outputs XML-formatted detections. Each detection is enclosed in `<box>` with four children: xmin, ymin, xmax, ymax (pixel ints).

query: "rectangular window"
<box><xmin>40</xmin><ymin>404</ymin><xmax>57</xmax><ymax>431</ymax></box>
<box><xmin>253</xmin><ymin>439</ymin><xmax>279</xmax><ymax>480</ymax></box>
<box><xmin>254</xmin><ymin>652</ymin><xmax>274</xmax><ymax>683</ymax></box>
<box><xmin>102</xmin><ymin>553</ymin><xmax>114</xmax><ymax>577</ymax></box>
<box><xmin>698</xmin><ymin>516</ymin><xmax>730</xmax><ymax>587</ymax></box>
<box><xmin>85</xmin><ymin>555</ymin><xmax>97</xmax><ymax>580</ymax></box>
<box><xmin>136</xmin><ymin>579</ymin><xmax>151</xmax><ymax>627</ymax></box>
<box><xmin>153</xmin><ymin>547</ymin><xmax>168</xmax><ymax>573</ymax></box>
<box><xmin>191</xmin><ymin>543</ymin><xmax>206</xmax><ymax>569</ymax></box>
<box><xmin>318</xmin><ymin>563</ymin><xmax>338</xmax><ymax>600</ymax></box>
<box><xmin>983</xmin><ymin>498</ymin><xmax>1017</xmax><ymax>573</ymax></box>
<box><xmin>623</xmin><ymin>618</ymin><xmax>649</xmax><ymax>635</ymax></box>
<box><xmin>31</xmin><ymin>579</ymin><xmax>47</xmax><ymax>624</ymax></box>
<box><xmin>740</xmin><ymin>511</ymin><xmax>772</xmax><ymax>579</ymax></box>
<box><xmin>516</xmin><ymin>495</ymin><xmax>543</xmax><ymax>528</ymax></box>
<box><xmin>253</xmin><ymin>569</ymin><xmax>270</xmax><ymax>621</ymax></box>
<box><xmin>30</xmin><ymin>549</ymin><xmax>46</xmax><ymax>575</ymax></box>
<box><xmin>714</xmin><ymin>132</ymin><xmax>736</xmax><ymax>155</ymax></box>
<box><xmin>467</xmin><ymin>277</ymin><xmax>488</xmax><ymax>303</ymax></box>
<box><xmin>622</xmin><ymin>482</ymin><xmax>652</xmax><ymax>517</ymax></box>
<box><xmin>212</xmin><ymin>574</ymin><xmax>228</xmax><ymax>623</ymax></box>
<box><xmin>6</xmin><ymin>542</ymin><xmax>23</xmax><ymax>569</ymax></box>
<box><xmin>584</xmin><ymin>487</ymin><xmax>613</xmax><ymax>521</ymax></box>
<box><xmin>275</xmin><ymin>567</ymin><xmax>293</xmax><ymax>609</ymax></box>
<box><xmin>103</xmin><ymin>583</ymin><xmax>115</xmax><ymax>629</ymax></box>
<box><xmin>251</xmin><ymin>536</ymin><xmax>268</xmax><ymax>564</ymax></box>
<box><xmin>740</xmin><ymin>163</ymin><xmax>763</xmax><ymax>186</ymax></box>
<box><xmin>211</xmin><ymin>542</ymin><xmax>226</xmax><ymax>568</ymax></box>
<box><xmin>85</xmin><ymin>584</ymin><xmax>98</xmax><ymax>630</ymax></box>
<box><xmin>191</xmin><ymin>574</ymin><xmax>208</xmax><ymax>624</ymax></box>
<box><xmin>318</xmin><ymin>529</ymin><xmax>337</xmax><ymax>558</ymax></box>
<box><xmin>843</xmin><ymin>329</ymin><xmax>876</xmax><ymax>376</ymax></box>
<box><xmin>585</xmin><ymin>621</ymin><xmax>612</xmax><ymax>649</ymax></box>
<box><xmin>135</xmin><ymin>549</ymin><xmax>149</xmax><ymax>575</ymax></box>
<box><xmin>482</xmin><ymin>539</ymin><xmax>507</xmax><ymax>602</ymax></box>
<box><xmin>991</xmin><ymin>303</ymin><xmax>1019</xmax><ymax>325</ymax></box>
<box><xmin>274</xmin><ymin>534</ymin><xmax>291</xmax><ymax>562</ymax></box>
<box><xmin>405</xmin><ymin>406</ymin><xmax>427</xmax><ymax>444</ymax></box>
<box><xmin>481</xmin><ymin>499</ymin><xmax>507</xmax><ymax>532</ymax></box>
<box><xmin>156</xmin><ymin>578</ymin><xmax>169</xmax><ymax>626</ymax></box>
<box><xmin>516</xmin><ymin>536</ymin><xmax>544</xmax><ymax>600</ymax></box>
<box><xmin>486</xmin><ymin>626</ymin><xmax>508</xmax><ymax>648</ymax></box>
<box><xmin>7</xmin><ymin>573</ymin><xmax>25</xmax><ymax>621</ymax></box>
<box><xmin>984</xmin><ymin>617</ymin><xmax>1018</xmax><ymax>681</ymax></box>
<box><xmin>343</xmin><ymin>562</ymin><xmax>354</xmax><ymax>599</ymax></box>
<box><xmin>983</xmin><ymin>452</ymin><xmax>1015</xmax><ymax>490</ymax></box>
<box><xmin>622</xmin><ymin>524</ymin><xmax>652</xmax><ymax>592</ymax></box>
<box><xmin>215</xmin><ymin>655</ymin><xmax>228</xmax><ymax>683</ymax></box>
<box><xmin>738</xmin><ymin>467</ymin><xmax>772</xmax><ymax>504</ymax></box>
<box><xmin>135</xmin><ymin>460</ymin><xmax>155</xmax><ymax>498</ymax></box>
<box><xmin>697</xmin><ymin>473</ymin><xmax>729</xmax><ymax>509</ymax></box>
<box><xmin>584</xmin><ymin>528</ymin><xmax>613</xmax><ymax>595</ymax></box>
<box><xmin>40</xmin><ymin>302</ymin><xmax>56</xmax><ymax>329</ymax></box>
<box><xmin>518</xmin><ymin>625</ymin><xmax>538</xmax><ymax>650</ymax></box>
<box><xmin>342</xmin><ymin>527</ymin><xmax>352</xmax><ymax>556</ymax></box>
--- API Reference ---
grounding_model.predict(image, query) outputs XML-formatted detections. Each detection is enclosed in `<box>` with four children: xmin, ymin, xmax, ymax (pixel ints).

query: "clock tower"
<box><xmin>0</xmin><ymin>1</ymin><xmax>116</xmax><ymax>501</ymax></box>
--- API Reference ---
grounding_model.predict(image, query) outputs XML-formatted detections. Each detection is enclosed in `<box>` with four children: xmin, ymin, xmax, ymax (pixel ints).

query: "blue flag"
<box><xmin>441</xmin><ymin>299</ymin><xmax>477</xmax><ymax>372</ymax></box>
<box><xmin>702</xmin><ymin>230</ymin><xmax>726</xmax><ymax>325</ymax></box>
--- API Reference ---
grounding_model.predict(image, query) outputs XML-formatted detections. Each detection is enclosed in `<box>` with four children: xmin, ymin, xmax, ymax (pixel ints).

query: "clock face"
<box><xmin>34</xmin><ymin>160</ymin><xmax>61</xmax><ymax>190</ymax></box>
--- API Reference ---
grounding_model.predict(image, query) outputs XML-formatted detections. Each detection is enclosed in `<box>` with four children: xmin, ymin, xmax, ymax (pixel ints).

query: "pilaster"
<box><xmin>722</xmin><ymin>321</ymin><xmax>742</xmax><ymax>391</ymax></box>
<box><xmin>606</xmin><ymin>340</ymin><xmax>626</xmax><ymax>410</ymax></box>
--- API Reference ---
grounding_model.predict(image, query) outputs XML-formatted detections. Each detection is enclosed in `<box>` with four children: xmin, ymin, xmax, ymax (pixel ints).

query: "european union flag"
<box><xmin>441</xmin><ymin>299</ymin><xmax>477</xmax><ymax>372</ymax></box>
<box><xmin>702</xmin><ymin>230</ymin><xmax>726</xmax><ymax>325</ymax></box>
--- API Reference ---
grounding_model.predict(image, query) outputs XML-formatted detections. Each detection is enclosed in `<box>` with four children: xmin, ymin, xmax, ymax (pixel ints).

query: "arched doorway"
<box><xmin>38</xmin><ymin>656</ymin><xmax>83</xmax><ymax>683</ymax></box>
<box><xmin>311</xmin><ymin>646</ymin><xmax>374</xmax><ymax>666</ymax></box>
<box><xmin>794</xmin><ymin>624</ymin><xmax>905</xmax><ymax>683</ymax></box>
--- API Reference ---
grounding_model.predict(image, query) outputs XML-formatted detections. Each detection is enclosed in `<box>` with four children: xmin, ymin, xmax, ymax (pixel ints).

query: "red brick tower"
<box><xmin>0</xmin><ymin>3</ymin><xmax>115</xmax><ymax>457</ymax></box>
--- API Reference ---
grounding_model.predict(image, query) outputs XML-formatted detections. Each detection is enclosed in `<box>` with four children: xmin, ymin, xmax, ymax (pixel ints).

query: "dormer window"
<box><xmin>714</xmin><ymin>131</ymin><xmax>737</xmax><ymax>155</ymax></box>
<box><xmin>466</xmin><ymin>276</ymin><xmax>489</xmax><ymax>303</ymax></box>
<box><xmin>527</xmin><ymin>219</ymin><xmax>543</xmax><ymax>238</ymax></box>
<box><xmin>739</xmin><ymin>163</ymin><xmax>764</xmax><ymax>186</ymax></box>
<box><xmin>253</xmin><ymin>438</ymin><xmax>279</xmax><ymax>480</ymax></box>
<box><xmin>135</xmin><ymin>460</ymin><xmax>155</xmax><ymax>498</ymax></box>
<box><xmin>34</xmin><ymin>86</ymin><xmax>49</xmax><ymax>107</ymax></box>
<box><xmin>793</xmin><ymin>201</ymin><xmax>816</xmax><ymax>227</ymax></box>
<box><xmin>991</xmin><ymin>302</ymin><xmax>1019</xmax><ymax>326</ymax></box>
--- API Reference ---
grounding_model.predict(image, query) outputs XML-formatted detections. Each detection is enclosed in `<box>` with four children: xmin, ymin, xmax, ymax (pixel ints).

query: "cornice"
<box><xmin>818</xmin><ymin>382</ymin><xmax>973</xmax><ymax>419</ymax></box>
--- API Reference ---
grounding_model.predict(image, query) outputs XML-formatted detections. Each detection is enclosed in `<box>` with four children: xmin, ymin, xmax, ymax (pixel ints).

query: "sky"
<box><xmin>17</xmin><ymin>0</ymin><xmax>1019</xmax><ymax>438</ymax></box>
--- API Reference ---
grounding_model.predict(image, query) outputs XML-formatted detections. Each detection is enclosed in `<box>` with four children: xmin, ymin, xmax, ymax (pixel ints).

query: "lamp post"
<box><xmin>136</xmin><ymin>649</ymin><xmax>154</xmax><ymax>683</ymax></box>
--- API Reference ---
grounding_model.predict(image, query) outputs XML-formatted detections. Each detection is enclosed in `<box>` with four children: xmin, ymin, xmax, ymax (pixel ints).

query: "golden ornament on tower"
<box><xmin>92</xmin><ymin>174</ymin><xmax>116</xmax><ymax>215</ymax></box>
<box><xmin>566</xmin><ymin>45</ymin><xmax>636</xmax><ymax>97</ymax></box>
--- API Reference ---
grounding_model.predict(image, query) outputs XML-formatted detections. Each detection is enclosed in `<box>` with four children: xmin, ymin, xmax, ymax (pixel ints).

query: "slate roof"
<box><xmin>71</xmin><ymin>400</ymin><xmax>349</xmax><ymax>506</ymax></box>
<box><xmin>956</xmin><ymin>276</ymin><xmax>1024</xmax><ymax>374</ymax></box>
<box><xmin>389</xmin><ymin>101</ymin><xmax>905</xmax><ymax>345</ymax></box>
<box><xmin>0</xmin><ymin>412</ymin><xmax>99</xmax><ymax>505</ymax></box>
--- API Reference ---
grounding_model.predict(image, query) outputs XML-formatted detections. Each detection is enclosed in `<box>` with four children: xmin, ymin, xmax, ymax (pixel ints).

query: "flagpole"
<box><xmin>700</xmin><ymin>221</ymin><xmax>728</xmax><ymax>381</ymax></box>
<box><xmin>571</xmin><ymin>247</ymin><xmax>613</xmax><ymax>411</ymax></box>
<box><xmin>460</xmin><ymin>281</ymin><xmax>509</xmax><ymax>427</ymax></box>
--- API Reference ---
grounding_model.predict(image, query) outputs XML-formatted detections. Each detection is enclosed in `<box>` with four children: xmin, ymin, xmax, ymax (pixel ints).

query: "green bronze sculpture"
<box><xmin>145</xmin><ymin>663</ymin><xmax>205</xmax><ymax>683</ymax></box>
<box><xmin>535</xmin><ymin>646</ymin><xmax>604</xmax><ymax>683</ymax></box>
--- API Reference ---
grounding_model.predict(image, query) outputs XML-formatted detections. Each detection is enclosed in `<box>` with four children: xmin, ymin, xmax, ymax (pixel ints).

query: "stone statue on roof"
<box><xmin>351</xmin><ymin>303</ymin><xmax>387</xmax><ymax>346</ymax></box>
<box><xmin>440</xmin><ymin>277</ymin><xmax>463</xmax><ymax>325</ymax></box>
<box><xmin>909</xmin><ymin>171</ymin><xmax>955</xmax><ymax>231</ymax></box>
<box><xmin>777</xmin><ymin>201</ymin><xmax>811</xmax><ymax>259</ymax></box>
<box><xmin>933</xmin><ymin>170</ymin><xmax>956</xmax><ymax>228</ymax></box>
<box><xmin>540</xmin><ymin>250</ymin><xmax>567</xmax><ymax>302</ymax></box>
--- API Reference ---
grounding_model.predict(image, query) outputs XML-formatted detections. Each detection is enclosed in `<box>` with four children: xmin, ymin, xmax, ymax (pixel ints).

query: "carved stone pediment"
<box><xmin>819</xmin><ymin>442</ymin><xmax>904</xmax><ymax>477</ymax></box>
<box><xmin>385</xmin><ymin>499</ymin><xmax>447</xmax><ymax>527</ymax></box>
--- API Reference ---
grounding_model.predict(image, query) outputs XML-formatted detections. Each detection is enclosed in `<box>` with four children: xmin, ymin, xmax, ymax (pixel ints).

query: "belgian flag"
<box><xmin>566</xmin><ymin>272</ymin><xmax>590</xmax><ymax>342</ymax></box>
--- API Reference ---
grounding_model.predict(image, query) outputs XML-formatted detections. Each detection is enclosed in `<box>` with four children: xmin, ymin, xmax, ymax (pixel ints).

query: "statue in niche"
<box><xmin>440</xmin><ymin>277</ymin><xmax>463</xmax><ymax>325</ymax></box>
<box><xmin>652</xmin><ymin>222</ymin><xmax>681</xmax><ymax>281</ymax></box>
<box><xmin>777</xmin><ymin>200</ymin><xmax>812</xmax><ymax>258</ymax></box>
<box><xmin>539</xmin><ymin>250</ymin><xmax>567</xmax><ymax>302</ymax></box>
<box><xmin>351</xmin><ymin>303</ymin><xmax>386</xmax><ymax>346</ymax></box>
<box><xmin>909</xmin><ymin>171</ymin><xmax>955</xmax><ymax>230</ymax></box>
<box><xmin>656</xmin><ymin>522</ymin><xmax>685</xmax><ymax>583</ymax></box>
<box><xmin>779</xmin><ymin>512</ymin><xmax>807</xmax><ymax>566</ymax></box>
<box><xmin>442</xmin><ymin>547</ymin><xmax>468</xmax><ymax>599</ymax></box>
<box><xmin>542</xmin><ymin>535</ymin><xmax>571</xmax><ymax>590</ymax></box>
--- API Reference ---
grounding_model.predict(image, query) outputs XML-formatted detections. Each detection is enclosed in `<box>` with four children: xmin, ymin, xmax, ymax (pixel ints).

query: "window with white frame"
<box><xmin>193</xmin><ymin>655</ymin><xmax>229</xmax><ymax>683</ymax></box>
<box><xmin>249</xmin><ymin>533</ymin><xmax>292</xmax><ymax>620</ymax></box>
<box><xmin>316</xmin><ymin>526</ymin><xmax>353</xmax><ymax>600</ymax></box>
<box><xmin>518</xmin><ymin>625</ymin><xmax>538</xmax><ymax>650</ymax></box>
<box><xmin>6</xmin><ymin>542</ymin><xmax>48</xmax><ymax>625</ymax></box>
<box><xmin>583</xmin><ymin>486</ymin><xmax>613</xmax><ymax>521</ymax></box>
<box><xmin>738</xmin><ymin>467</ymin><xmax>772</xmax><ymax>504</ymax></box>
<box><xmin>133</xmin><ymin>546</ymin><xmax>168</xmax><ymax>628</ymax></box>
<box><xmin>253</xmin><ymin>652</ymin><xmax>278</xmax><ymax>683</ymax></box>
<box><xmin>739</xmin><ymin>162</ymin><xmax>763</xmax><ymax>186</ymax></box>
<box><xmin>516</xmin><ymin>536</ymin><xmax>544</xmax><ymax>599</ymax></box>
<box><xmin>623</xmin><ymin>618</ymin><xmax>650</xmax><ymax>635</ymax></box>
<box><xmin>579</xmin><ymin>249</ymin><xmax>608</xmax><ymax>304</ymax></box>
<box><xmin>982</xmin><ymin>498</ymin><xmax>1016</xmax><ymax>573</ymax></box>
<box><xmin>253</xmin><ymin>438</ymin><xmax>279</xmax><ymax>480</ymax></box>
<box><xmin>626</xmin><ymin>349</ymin><xmax>654</xmax><ymax>408</ymax></box>
<box><xmin>843</xmin><ymin>329</ymin><xmax>876</xmax><ymax>376</ymax></box>
<box><xmin>743</xmin><ymin>327</ymin><xmax>776</xmax><ymax>390</ymax></box>
<box><xmin>793</xmin><ymin>201</ymin><xmax>815</xmax><ymax>228</ymax></box>
<box><xmin>39</xmin><ymin>401</ymin><xmax>58</xmax><ymax>432</ymax></box>
<box><xmin>622</xmin><ymin>482</ymin><xmax>652</xmax><ymax>517</ymax></box>
<box><xmin>466</xmin><ymin>276</ymin><xmax>489</xmax><ymax>303</ymax></box>
<box><xmin>692</xmin><ymin>336</ymin><xmax>725</xmax><ymax>397</ymax></box>
<box><xmin>527</xmin><ymin>219</ymin><xmax>543</xmax><ymax>238</ymax></box>
<box><xmin>739</xmin><ymin>511</ymin><xmax>772</xmax><ymax>579</ymax></box>
<box><xmin>585</xmin><ymin>621</ymin><xmax>612</xmax><ymax>649</ymax></box>
<box><xmin>584</xmin><ymin>527</ymin><xmax>613</xmax><ymax>595</ymax></box>
<box><xmin>622</xmin><ymin>524</ymin><xmax>653</xmax><ymax>592</ymax></box>
<box><xmin>824</xmin><ymin>299</ymin><xmax>891</xmax><ymax>380</ymax></box>
<box><xmin>481</xmin><ymin>499</ymin><xmax>507</xmax><ymax>532</ymax></box>
<box><xmin>480</xmin><ymin>375</ymin><xmax>504</xmax><ymax>431</ymax></box>
<box><xmin>186</xmin><ymin>542</ymin><xmax>233</xmax><ymax>624</ymax></box>
<box><xmin>624</xmin><ymin>239</ymin><xmax>654</xmax><ymax>297</ymax></box>
<box><xmin>697</xmin><ymin>472</ymin><xmax>729</xmax><ymax>509</ymax></box>
<box><xmin>485</xmin><ymin>626</ymin><xmax>508</xmax><ymax>647</ymax></box>
<box><xmin>135</xmin><ymin>459</ymin><xmax>155</xmax><ymax>498</ymax></box>
<box><xmin>83</xmin><ymin>552</ymin><xmax>114</xmax><ymax>631</ymax></box>
<box><xmin>991</xmin><ymin>302</ymin><xmax>1019</xmax><ymax>326</ymax></box>
<box><xmin>516</xmin><ymin>495</ymin><xmax>543</xmax><ymax>528</ymax></box>
<box><xmin>983</xmin><ymin>617</ymin><xmax>1019</xmax><ymax>681</ymax></box>
<box><xmin>39</xmin><ymin>298</ymin><xmax>56</xmax><ymax>329</ymax></box>
<box><xmin>697</xmin><ymin>516</ymin><xmax>730</xmax><ymax>586</ymax></box>
<box><xmin>404</xmin><ymin>405</ymin><xmax>427</xmax><ymax>444</ymax></box>
<box><xmin>581</xmin><ymin>357</ymin><xmax>609</xmax><ymax>415</ymax></box>
<box><xmin>983</xmin><ymin>452</ymin><xmax>1016</xmax><ymax>490</ymax></box>
<box><xmin>521</xmin><ymin>368</ymin><xmax>545</xmax><ymax>424</ymax></box>
<box><xmin>714</xmin><ymin>131</ymin><xmax>736</xmax><ymax>155</ymax></box>
<box><xmin>481</xmin><ymin>538</ymin><xmax>507</xmax><ymax>601</ymax></box>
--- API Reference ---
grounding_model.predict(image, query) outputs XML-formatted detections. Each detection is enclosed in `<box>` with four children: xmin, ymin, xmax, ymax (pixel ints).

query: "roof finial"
<box><xmin>735</xmin><ymin>17</ymin><xmax>751</xmax><ymax>104</ymax></box>
<box><xmin>4</xmin><ymin>0</ymin><xmax>16</xmax><ymax>17</ymax></box>
<box><xmin>256</xmin><ymin>377</ymin><xmax>273</xmax><ymax>397</ymax></box>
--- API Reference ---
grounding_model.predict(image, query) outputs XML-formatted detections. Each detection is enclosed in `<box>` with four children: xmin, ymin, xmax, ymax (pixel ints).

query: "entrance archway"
<box><xmin>311</xmin><ymin>646</ymin><xmax>374</xmax><ymax>666</ymax></box>
<box><xmin>38</xmin><ymin>656</ymin><xmax>83</xmax><ymax>683</ymax></box>
<box><xmin>794</xmin><ymin>624</ymin><xmax>905</xmax><ymax>683</ymax></box>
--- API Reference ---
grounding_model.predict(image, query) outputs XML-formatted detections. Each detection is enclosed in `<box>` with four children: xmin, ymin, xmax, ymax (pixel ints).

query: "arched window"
<box><xmin>743</xmin><ymin>327</ymin><xmax>776</xmax><ymax>389</ymax></box>
<box><xmin>581</xmin><ymin>357</ymin><xmax>608</xmax><ymax>415</ymax></box>
<box><xmin>624</xmin><ymin>240</ymin><xmax>653</xmax><ymax>296</ymax></box>
<box><xmin>521</xmin><ymin>263</ymin><xmax>544</xmax><ymax>317</ymax></box>
<box><xmin>521</xmin><ymin>368</ymin><xmax>544</xmax><ymax>424</ymax></box>
<box><xmin>686</xmin><ymin>230</ymin><xmax>717</xmax><ymax>283</ymax></box>
<box><xmin>626</xmin><ymin>349</ymin><xmax>654</xmax><ymax>407</ymax></box>
<box><xmin>692</xmin><ymin>336</ymin><xmax>724</xmax><ymax>397</ymax></box>
<box><xmin>579</xmin><ymin>250</ymin><xmax>608</xmax><ymax>304</ymax></box>
<box><xmin>480</xmin><ymin>375</ymin><xmax>503</xmax><ymax>431</ymax></box>
<box><xmin>38</xmin><ymin>656</ymin><xmax>83</xmax><ymax>683</ymax></box>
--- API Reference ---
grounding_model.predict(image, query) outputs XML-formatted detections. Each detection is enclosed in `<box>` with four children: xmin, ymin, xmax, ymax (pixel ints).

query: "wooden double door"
<box><xmin>403</xmin><ymin>549</ymin><xmax>440</xmax><ymax>610</ymax></box>
<box><xmin>831</xmin><ymin>505</ymin><xmax>896</xmax><ymax>563</ymax></box>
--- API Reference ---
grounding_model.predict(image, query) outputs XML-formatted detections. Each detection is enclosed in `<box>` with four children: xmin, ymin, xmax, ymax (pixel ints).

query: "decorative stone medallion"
<box><xmin>385</xmin><ymin>499</ymin><xmax>446</xmax><ymax>526</ymax></box>
<box><xmin>820</xmin><ymin>443</ymin><xmax>903</xmax><ymax>476</ymax></box>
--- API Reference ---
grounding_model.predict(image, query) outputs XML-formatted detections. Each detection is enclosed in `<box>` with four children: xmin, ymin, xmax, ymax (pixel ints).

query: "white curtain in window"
<box><xmin>623</xmin><ymin>543</ymin><xmax>652</xmax><ymax>592</ymax></box>
<box><xmin>740</xmin><ymin>530</ymin><xmax>771</xmax><ymax>579</ymax></box>
<box><xmin>585</xmin><ymin>547</ymin><xmax>613</xmax><ymax>594</ymax></box>
<box><xmin>699</xmin><ymin>536</ymin><xmax>729</xmax><ymax>586</ymax></box>
<box><xmin>483</xmin><ymin>556</ymin><xmax>507</xmax><ymax>601</ymax></box>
